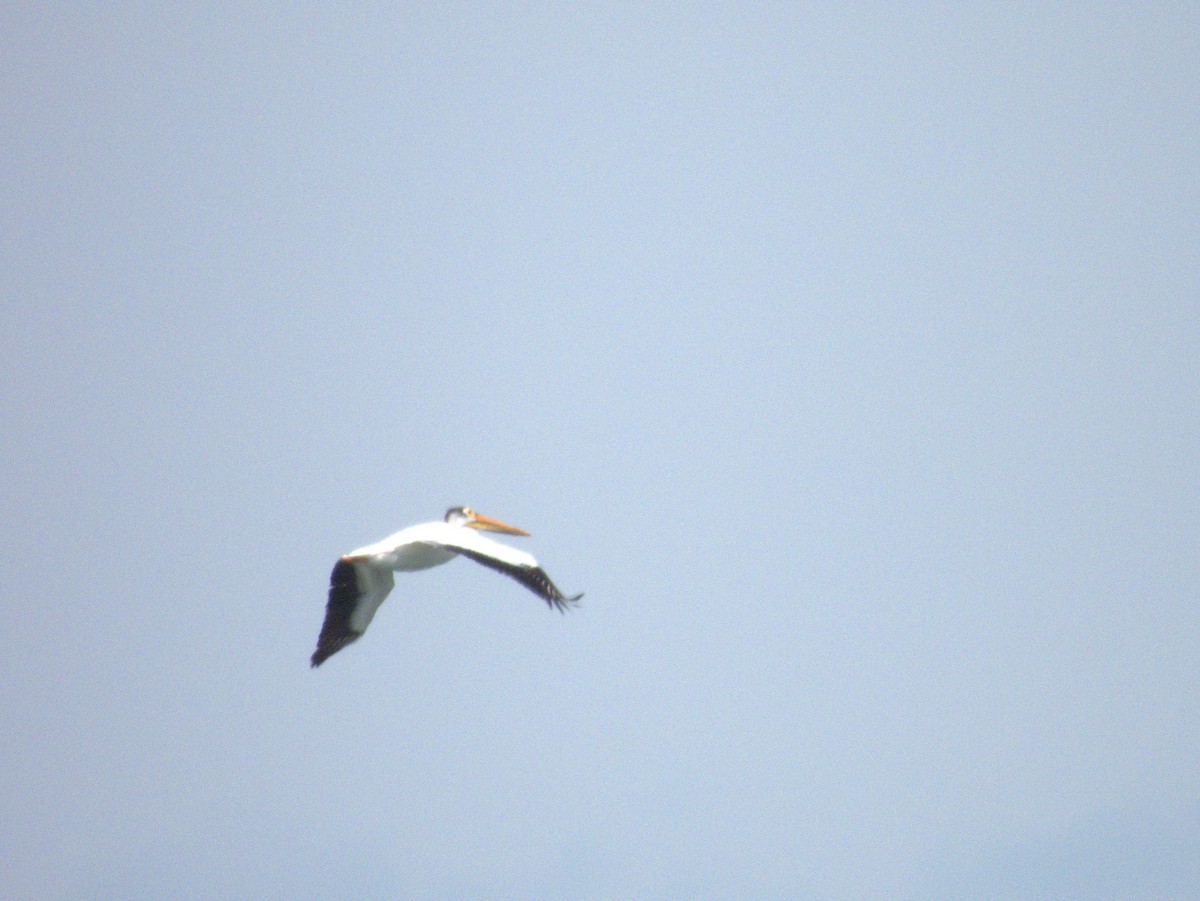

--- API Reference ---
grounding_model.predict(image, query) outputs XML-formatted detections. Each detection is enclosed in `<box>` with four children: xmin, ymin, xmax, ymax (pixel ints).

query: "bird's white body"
<box><xmin>311</xmin><ymin>507</ymin><xmax>580</xmax><ymax>667</ymax></box>
<box><xmin>346</xmin><ymin>521</ymin><xmax>539</xmax><ymax>572</ymax></box>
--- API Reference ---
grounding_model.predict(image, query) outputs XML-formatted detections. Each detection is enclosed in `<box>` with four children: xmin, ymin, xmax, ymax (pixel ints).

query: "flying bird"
<box><xmin>311</xmin><ymin>507</ymin><xmax>582</xmax><ymax>667</ymax></box>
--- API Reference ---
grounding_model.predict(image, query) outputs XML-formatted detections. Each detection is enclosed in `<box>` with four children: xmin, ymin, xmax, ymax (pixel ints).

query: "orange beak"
<box><xmin>465</xmin><ymin>511</ymin><xmax>531</xmax><ymax>536</ymax></box>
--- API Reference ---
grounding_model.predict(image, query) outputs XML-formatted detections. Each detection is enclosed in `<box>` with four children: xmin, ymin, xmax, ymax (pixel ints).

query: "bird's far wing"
<box><xmin>311</xmin><ymin>559</ymin><xmax>395</xmax><ymax>667</ymax></box>
<box><xmin>440</xmin><ymin>529</ymin><xmax>582</xmax><ymax>612</ymax></box>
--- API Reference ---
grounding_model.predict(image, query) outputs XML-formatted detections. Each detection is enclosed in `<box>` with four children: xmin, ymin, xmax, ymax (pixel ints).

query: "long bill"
<box><xmin>466</xmin><ymin>512</ymin><xmax>531</xmax><ymax>536</ymax></box>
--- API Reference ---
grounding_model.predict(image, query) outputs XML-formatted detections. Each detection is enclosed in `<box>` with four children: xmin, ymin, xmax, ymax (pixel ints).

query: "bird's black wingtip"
<box><xmin>552</xmin><ymin>592</ymin><xmax>583</xmax><ymax>613</ymax></box>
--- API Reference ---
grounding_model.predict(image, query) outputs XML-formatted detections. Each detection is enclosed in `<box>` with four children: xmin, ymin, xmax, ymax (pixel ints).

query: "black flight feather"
<box><xmin>450</xmin><ymin>547</ymin><xmax>583</xmax><ymax>612</ymax></box>
<box><xmin>311</xmin><ymin>559</ymin><xmax>364</xmax><ymax>667</ymax></box>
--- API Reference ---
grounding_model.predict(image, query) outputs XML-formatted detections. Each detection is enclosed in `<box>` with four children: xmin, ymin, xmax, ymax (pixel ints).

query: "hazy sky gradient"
<box><xmin>3</xmin><ymin>5</ymin><xmax>1198</xmax><ymax>899</ymax></box>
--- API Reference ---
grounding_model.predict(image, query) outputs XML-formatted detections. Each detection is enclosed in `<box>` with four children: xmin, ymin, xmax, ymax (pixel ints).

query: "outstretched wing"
<box><xmin>449</xmin><ymin>543</ymin><xmax>583</xmax><ymax>612</ymax></box>
<box><xmin>310</xmin><ymin>559</ymin><xmax>395</xmax><ymax>667</ymax></box>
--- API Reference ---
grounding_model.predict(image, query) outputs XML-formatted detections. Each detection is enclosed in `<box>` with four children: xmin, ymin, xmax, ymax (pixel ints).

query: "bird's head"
<box><xmin>444</xmin><ymin>506</ymin><xmax>531</xmax><ymax>536</ymax></box>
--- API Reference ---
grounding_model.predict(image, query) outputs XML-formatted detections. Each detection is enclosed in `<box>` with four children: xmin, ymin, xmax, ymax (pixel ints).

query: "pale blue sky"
<box><xmin>2</xmin><ymin>5</ymin><xmax>1198</xmax><ymax>899</ymax></box>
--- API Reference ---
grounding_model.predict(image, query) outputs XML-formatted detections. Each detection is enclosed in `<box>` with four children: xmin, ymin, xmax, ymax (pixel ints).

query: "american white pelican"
<box><xmin>311</xmin><ymin>507</ymin><xmax>582</xmax><ymax>667</ymax></box>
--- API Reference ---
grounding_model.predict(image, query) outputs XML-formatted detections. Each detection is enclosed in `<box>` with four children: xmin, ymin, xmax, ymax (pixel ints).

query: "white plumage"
<box><xmin>311</xmin><ymin>507</ymin><xmax>581</xmax><ymax>667</ymax></box>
